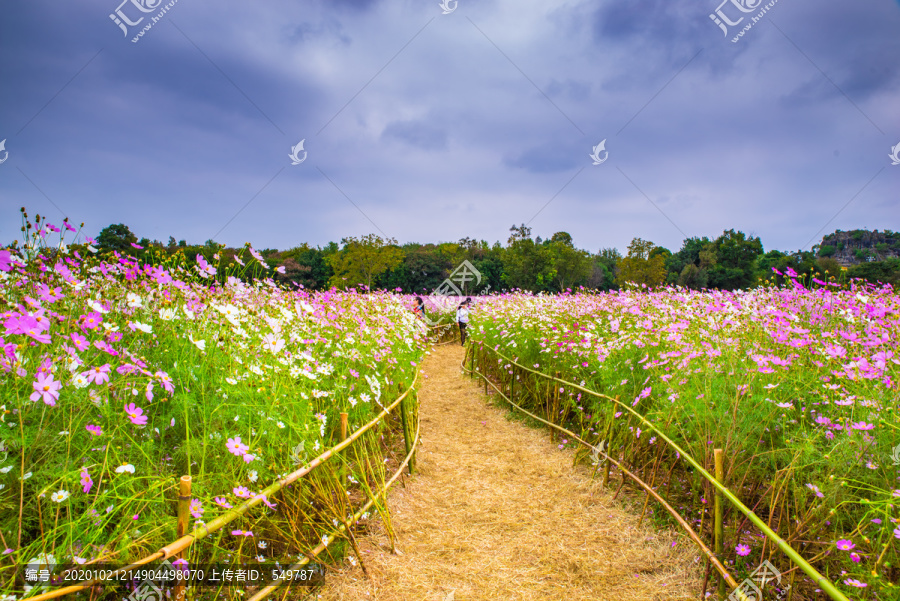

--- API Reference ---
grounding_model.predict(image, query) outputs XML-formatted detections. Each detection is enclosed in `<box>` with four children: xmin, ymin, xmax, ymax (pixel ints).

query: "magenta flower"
<box><xmin>836</xmin><ymin>539</ymin><xmax>855</xmax><ymax>551</ymax></box>
<box><xmin>80</xmin><ymin>467</ymin><xmax>93</xmax><ymax>494</ymax></box>
<box><xmin>253</xmin><ymin>493</ymin><xmax>277</xmax><ymax>509</ymax></box>
<box><xmin>735</xmin><ymin>544</ymin><xmax>750</xmax><ymax>557</ymax></box>
<box><xmin>80</xmin><ymin>312</ymin><xmax>103</xmax><ymax>330</ymax></box>
<box><xmin>226</xmin><ymin>437</ymin><xmax>249</xmax><ymax>457</ymax></box>
<box><xmin>0</xmin><ymin>250</ymin><xmax>18</xmax><ymax>272</ymax></box>
<box><xmin>231</xmin><ymin>530</ymin><xmax>253</xmax><ymax>537</ymax></box>
<box><xmin>124</xmin><ymin>403</ymin><xmax>148</xmax><ymax>426</ymax></box>
<box><xmin>70</xmin><ymin>333</ymin><xmax>89</xmax><ymax>351</ymax></box>
<box><xmin>30</xmin><ymin>372</ymin><xmax>61</xmax><ymax>406</ymax></box>
<box><xmin>849</xmin><ymin>422</ymin><xmax>874</xmax><ymax>431</ymax></box>
<box><xmin>805</xmin><ymin>483</ymin><xmax>824</xmax><ymax>498</ymax></box>
<box><xmin>83</xmin><ymin>364</ymin><xmax>111</xmax><ymax>385</ymax></box>
<box><xmin>850</xmin><ymin>552</ymin><xmax>861</xmax><ymax>563</ymax></box>
<box><xmin>85</xmin><ymin>424</ymin><xmax>103</xmax><ymax>436</ymax></box>
<box><xmin>843</xmin><ymin>579</ymin><xmax>866</xmax><ymax>588</ymax></box>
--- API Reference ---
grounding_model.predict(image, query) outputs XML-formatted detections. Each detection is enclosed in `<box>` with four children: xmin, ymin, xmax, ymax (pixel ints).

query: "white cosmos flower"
<box><xmin>51</xmin><ymin>490</ymin><xmax>70</xmax><ymax>503</ymax></box>
<box><xmin>115</xmin><ymin>464</ymin><xmax>136</xmax><ymax>474</ymax></box>
<box><xmin>126</xmin><ymin>293</ymin><xmax>143</xmax><ymax>308</ymax></box>
<box><xmin>132</xmin><ymin>322</ymin><xmax>152</xmax><ymax>334</ymax></box>
<box><xmin>71</xmin><ymin>373</ymin><xmax>89</xmax><ymax>389</ymax></box>
<box><xmin>276</xmin><ymin>421</ymin><xmax>285</xmax><ymax>429</ymax></box>
<box><xmin>188</xmin><ymin>334</ymin><xmax>206</xmax><ymax>351</ymax></box>
<box><xmin>159</xmin><ymin>308</ymin><xmax>177</xmax><ymax>321</ymax></box>
<box><xmin>0</xmin><ymin>466</ymin><xmax>12</xmax><ymax>474</ymax></box>
<box><xmin>248</xmin><ymin>470</ymin><xmax>258</xmax><ymax>483</ymax></box>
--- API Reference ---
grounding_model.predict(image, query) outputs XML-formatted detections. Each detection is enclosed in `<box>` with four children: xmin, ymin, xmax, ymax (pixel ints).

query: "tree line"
<box><xmin>92</xmin><ymin>223</ymin><xmax>900</xmax><ymax>292</ymax></box>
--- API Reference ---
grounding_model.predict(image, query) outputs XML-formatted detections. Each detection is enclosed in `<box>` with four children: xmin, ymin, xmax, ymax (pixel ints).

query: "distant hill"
<box><xmin>817</xmin><ymin>229</ymin><xmax>900</xmax><ymax>267</ymax></box>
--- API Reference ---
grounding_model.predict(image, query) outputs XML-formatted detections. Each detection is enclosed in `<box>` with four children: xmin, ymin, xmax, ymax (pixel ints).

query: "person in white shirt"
<box><xmin>455</xmin><ymin>298</ymin><xmax>471</xmax><ymax>346</ymax></box>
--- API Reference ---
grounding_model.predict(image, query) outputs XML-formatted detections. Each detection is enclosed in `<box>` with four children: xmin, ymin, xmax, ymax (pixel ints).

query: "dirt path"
<box><xmin>319</xmin><ymin>345</ymin><xmax>702</xmax><ymax>601</ymax></box>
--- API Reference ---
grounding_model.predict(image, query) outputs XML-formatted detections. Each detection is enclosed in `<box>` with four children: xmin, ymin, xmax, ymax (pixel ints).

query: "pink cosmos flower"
<box><xmin>189</xmin><ymin>499</ymin><xmax>204</xmax><ymax>519</ymax></box>
<box><xmin>843</xmin><ymin>579</ymin><xmax>866</xmax><ymax>588</ymax></box>
<box><xmin>80</xmin><ymin>312</ymin><xmax>103</xmax><ymax>330</ymax></box>
<box><xmin>124</xmin><ymin>403</ymin><xmax>148</xmax><ymax>426</ymax></box>
<box><xmin>70</xmin><ymin>333</ymin><xmax>89</xmax><ymax>351</ymax></box>
<box><xmin>850</xmin><ymin>552</ymin><xmax>861</xmax><ymax>563</ymax></box>
<box><xmin>735</xmin><ymin>544</ymin><xmax>750</xmax><ymax>557</ymax></box>
<box><xmin>227</xmin><ymin>437</ymin><xmax>250</xmax><ymax>457</ymax></box>
<box><xmin>85</xmin><ymin>424</ymin><xmax>103</xmax><ymax>436</ymax></box>
<box><xmin>836</xmin><ymin>539</ymin><xmax>855</xmax><ymax>551</ymax></box>
<box><xmin>80</xmin><ymin>467</ymin><xmax>93</xmax><ymax>494</ymax></box>
<box><xmin>805</xmin><ymin>483</ymin><xmax>824</xmax><ymax>498</ymax></box>
<box><xmin>233</xmin><ymin>486</ymin><xmax>251</xmax><ymax>499</ymax></box>
<box><xmin>30</xmin><ymin>372</ymin><xmax>61</xmax><ymax>406</ymax></box>
<box><xmin>83</xmin><ymin>364</ymin><xmax>111</xmax><ymax>385</ymax></box>
<box><xmin>253</xmin><ymin>493</ymin><xmax>277</xmax><ymax>509</ymax></box>
<box><xmin>231</xmin><ymin>530</ymin><xmax>253</xmax><ymax>537</ymax></box>
<box><xmin>850</xmin><ymin>422</ymin><xmax>874</xmax><ymax>431</ymax></box>
<box><xmin>0</xmin><ymin>250</ymin><xmax>18</xmax><ymax>272</ymax></box>
<box><xmin>214</xmin><ymin>497</ymin><xmax>233</xmax><ymax>509</ymax></box>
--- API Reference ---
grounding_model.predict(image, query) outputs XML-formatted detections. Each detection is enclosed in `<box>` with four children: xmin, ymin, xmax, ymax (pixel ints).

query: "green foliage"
<box><xmin>328</xmin><ymin>234</ymin><xmax>403</xmax><ymax>290</ymax></box>
<box><xmin>847</xmin><ymin>258</ymin><xmax>900</xmax><ymax>286</ymax></box>
<box><xmin>818</xmin><ymin>245</ymin><xmax>836</xmax><ymax>257</ymax></box>
<box><xmin>615</xmin><ymin>238</ymin><xmax>667</xmax><ymax>288</ymax></box>
<box><xmin>707</xmin><ymin>229</ymin><xmax>763</xmax><ymax>290</ymax></box>
<box><xmin>96</xmin><ymin>223</ymin><xmax>137</xmax><ymax>254</ymax></box>
<box><xmin>501</xmin><ymin>224</ymin><xmax>555</xmax><ymax>292</ymax></box>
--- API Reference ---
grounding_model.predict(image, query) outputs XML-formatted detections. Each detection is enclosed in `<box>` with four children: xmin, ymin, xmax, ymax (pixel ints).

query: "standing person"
<box><xmin>413</xmin><ymin>296</ymin><xmax>426</xmax><ymax>322</ymax></box>
<box><xmin>456</xmin><ymin>298</ymin><xmax>471</xmax><ymax>346</ymax></box>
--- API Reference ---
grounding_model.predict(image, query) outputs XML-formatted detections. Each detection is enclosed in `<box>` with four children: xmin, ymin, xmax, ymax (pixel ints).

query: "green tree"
<box><xmin>546</xmin><ymin>233</ymin><xmax>591</xmax><ymax>291</ymax></box>
<box><xmin>96</xmin><ymin>223</ymin><xmax>137</xmax><ymax>254</ymax></box>
<box><xmin>615</xmin><ymin>238</ymin><xmax>667</xmax><ymax>288</ymax></box>
<box><xmin>501</xmin><ymin>224</ymin><xmax>553</xmax><ymax>292</ymax></box>
<box><xmin>707</xmin><ymin>229</ymin><xmax>763</xmax><ymax>290</ymax></box>
<box><xmin>328</xmin><ymin>234</ymin><xmax>404</xmax><ymax>290</ymax></box>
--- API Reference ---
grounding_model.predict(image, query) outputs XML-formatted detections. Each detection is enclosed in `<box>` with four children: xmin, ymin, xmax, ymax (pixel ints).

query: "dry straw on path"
<box><xmin>319</xmin><ymin>345</ymin><xmax>703</xmax><ymax>601</ymax></box>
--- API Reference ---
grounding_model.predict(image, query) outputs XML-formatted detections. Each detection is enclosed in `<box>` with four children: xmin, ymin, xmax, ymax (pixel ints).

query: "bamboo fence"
<box><xmin>25</xmin><ymin>372</ymin><xmax>420</xmax><ymax>601</ymax></box>
<box><xmin>464</xmin><ymin>343</ymin><xmax>850</xmax><ymax>601</ymax></box>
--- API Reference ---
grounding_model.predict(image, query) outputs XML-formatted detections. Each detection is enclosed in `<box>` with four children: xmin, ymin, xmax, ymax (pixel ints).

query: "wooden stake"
<box><xmin>340</xmin><ymin>412</ymin><xmax>349</xmax><ymax>483</ymax></box>
<box><xmin>714</xmin><ymin>449</ymin><xmax>725</xmax><ymax>601</ymax></box>
<box><xmin>175</xmin><ymin>475</ymin><xmax>191</xmax><ymax>601</ymax></box>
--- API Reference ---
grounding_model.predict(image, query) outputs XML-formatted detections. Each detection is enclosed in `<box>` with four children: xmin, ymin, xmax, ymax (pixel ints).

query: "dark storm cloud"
<box><xmin>0</xmin><ymin>0</ymin><xmax>897</xmax><ymax>253</ymax></box>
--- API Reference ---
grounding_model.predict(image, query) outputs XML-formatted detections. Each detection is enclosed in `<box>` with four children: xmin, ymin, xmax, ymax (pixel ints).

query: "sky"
<box><xmin>1</xmin><ymin>0</ymin><xmax>898</xmax><ymax>255</ymax></box>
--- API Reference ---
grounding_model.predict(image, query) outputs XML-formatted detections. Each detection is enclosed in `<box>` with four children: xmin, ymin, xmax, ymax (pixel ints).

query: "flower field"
<box><xmin>468</xmin><ymin>281</ymin><xmax>899</xmax><ymax>599</ymax></box>
<box><xmin>0</xmin><ymin>217</ymin><xmax>426</xmax><ymax>597</ymax></box>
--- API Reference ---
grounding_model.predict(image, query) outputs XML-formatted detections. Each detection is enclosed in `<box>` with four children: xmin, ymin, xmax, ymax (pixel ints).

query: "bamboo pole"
<box><xmin>340</xmin><ymin>412</ymin><xmax>349</xmax><ymax>483</ymax></box>
<box><xmin>472</xmin><ymin>347</ymin><xmax>849</xmax><ymax>601</ymax></box>
<box><xmin>27</xmin><ymin>373</ymin><xmax>421</xmax><ymax>601</ymax></box>
<box><xmin>715</xmin><ymin>449</ymin><xmax>725</xmax><ymax>601</ymax></box>
<box><xmin>247</xmin><ymin>390</ymin><xmax>423</xmax><ymax>601</ymax></box>
<box><xmin>174</xmin><ymin>475</ymin><xmax>191</xmax><ymax>601</ymax></box>
<box><xmin>398</xmin><ymin>384</ymin><xmax>414</xmax><ymax>475</ymax></box>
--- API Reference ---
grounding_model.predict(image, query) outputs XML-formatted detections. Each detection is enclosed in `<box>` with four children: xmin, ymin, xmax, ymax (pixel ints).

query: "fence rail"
<box><xmin>26</xmin><ymin>372</ymin><xmax>420</xmax><ymax>601</ymax></box>
<box><xmin>465</xmin><ymin>342</ymin><xmax>849</xmax><ymax>601</ymax></box>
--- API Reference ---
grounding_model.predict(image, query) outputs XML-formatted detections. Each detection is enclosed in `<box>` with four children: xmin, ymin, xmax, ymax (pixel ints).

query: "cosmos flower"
<box><xmin>124</xmin><ymin>403</ymin><xmax>147</xmax><ymax>426</ymax></box>
<box><xmin>30</xmin><ymin>373</ymin><xmax>62</xmax><ymax>406</ymax></box>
